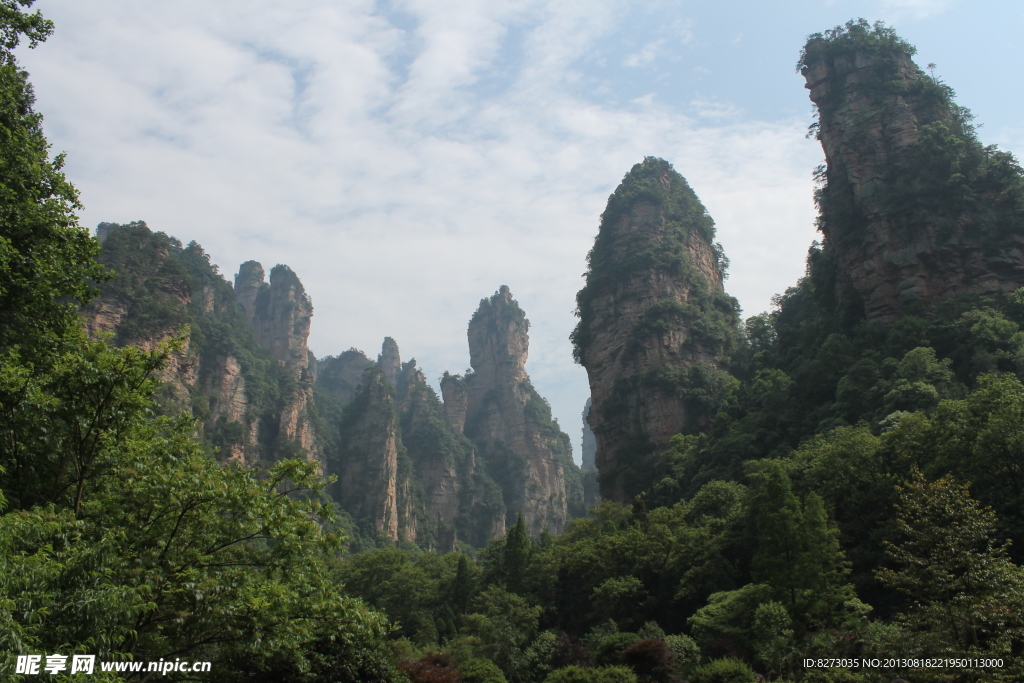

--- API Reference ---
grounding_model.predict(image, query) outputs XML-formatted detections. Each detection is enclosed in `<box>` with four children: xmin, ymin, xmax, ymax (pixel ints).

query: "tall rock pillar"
<box><xmin>572</xmin><ymin>157</ymin><xmax>741</xmax><ymax>503</ymax></box>
<box><xmin>332</xmin><ymin>366</ymin><xmax>400</xmax><ymax>539</ymax></box>
<box><xmin>464</xmin><ymin>286</ymin><xmax>583</xmax><ymax>535</ymax></box>
<box><xmin>800</xmin><ymin>20</ymin><xmax>1024</xmax><ymax>322</ymax></box>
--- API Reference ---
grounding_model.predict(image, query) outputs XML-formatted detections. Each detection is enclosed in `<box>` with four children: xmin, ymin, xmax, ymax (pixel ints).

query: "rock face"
<box><xmin>84</xmin><ymin>223</ymin><xmax>199</xmax><ymax>405</ymax></box>
<box><xmin>201</xmin><ymin>355</ymin><xmax>249</xmax><ymax>462</ymax></box>
<box><xmin>462</xmin><ymin>286</ymin><xmax>583</xmax><ymax>535</ymax></box>
<box><xmin>378</xmin><ymin>337</ymin><xmax>401</xmax><ymax>388</ymax></box>
<box><xmin>580</xmin><ymin>398</ymin><xmax>600</xmax><ymax>511</ymax></box>
<box><xmin>581</xmin><ymin>398</ymin><xmax>597</xmax><ymax>471</ymax></box>
<box><xmin>236</xmin><ymin>263</ymin><xmax>318</xmax><ymax>457</ymax></box>
<box><xmin>317</xmin><ymin>349</ymin><xmax>374</xmax><ymax>404</ymax></box>
<box><xmin>319</xmin><ymin>338</ymin><xmax>504</xmax><ymax>549</ymax></box>
<box><xmin>800</xmin><ymin>21</ymin><xmax>1024</xmax><ymax>322</ymax></box>
<box><xmin>572</xmin><ymin>158</ymin><xmax>742</xmax><ymax>503</ymax></box>
<box><xmin>394</xmin><ymin>359</ymin><xmax>464</xmax><ymax>550</ymax></box>
<box><xmin>332</xmin><ymin>365</ymin><xmax>399</xmax><ymax>539</ymax></box>
<box><xmin>440</xmin><ymin>372</ymin><xmax>469</xmax><ymax>433</ymax></box>
<box><xmin>246</xmin><ymin>265</ymin><xmax>314</xmax><ymax>374</ymax></box>
<box><xmin>234</xmin><ymin>260</ymin><xmax>264</xmax><ymax>322</ymax></box>
<box><xmin>82</xmin><ymin>222</ymin><xmax>324</xmax><ymax>467</ymax></box>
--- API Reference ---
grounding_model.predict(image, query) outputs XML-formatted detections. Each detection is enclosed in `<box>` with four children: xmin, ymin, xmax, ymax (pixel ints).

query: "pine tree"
<box><xmin>504</xmin><ymin>512</ymin><xmax>531</xmax><ymax>593</ymax></box>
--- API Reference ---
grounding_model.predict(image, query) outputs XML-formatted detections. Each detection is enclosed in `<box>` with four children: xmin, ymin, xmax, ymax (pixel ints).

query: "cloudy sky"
<box><xmin>18</xmin><ymin>0</ymin><xmax>1023</xmax><ymax>463</ymax></box>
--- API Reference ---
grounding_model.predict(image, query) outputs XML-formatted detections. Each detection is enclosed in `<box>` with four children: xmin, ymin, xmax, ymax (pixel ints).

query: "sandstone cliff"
<box><xmin>800</xmin><ymin>20</ymin><xmax>1024</xmax><ymax>322</ymax></box>
<box><xmin>440</xmin><ymin>372</ymin><xmax>470</xmax><ymax>433</ymax></box>
<box><xmin>572</xmin><ymin>158</ymin><xmax>742</xmax><ymax>503</ymax></box>
<box><xmin>331</xmin><ymin>365</ymin><xmax>400</xmax><ymax>540</ymax></box>
<box><xmin>394</xmin><ymin>358</ymin><xmax>467</xmax><ymax>550</ymax></box>
<box><xmin>84</xmin><ymin>222</ymin><xmax>198</xmax><ymax>408</ymax></box>
<box><xmin>235</xmin><ymin>262</ymin><xmax>318</xmax><ymax>458</ymax></box>
<box><xmin>83</xmin><ymin>222</ymin><xmax>321</xmax><ymax>466</ymax></box>
<box><xmin>462</xmin><ymin>286</ymin><xmax>584</xmax><ymax>534</ymax></box>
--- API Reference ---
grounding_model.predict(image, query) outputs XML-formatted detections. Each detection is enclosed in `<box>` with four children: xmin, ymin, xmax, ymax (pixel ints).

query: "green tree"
<box><xmin>458</xmin><ymin>658</ymin><xmax>508</xmax><ymax>683</ymax></box>
<box><xmin>0</xmin><ymin>1</ymin><xmax>105</xmax><ymax>356</ymax></box>
<box><xmin>456</xmin><ymin>585</ymin><xmax>541</xmax><ymax>683</ymax></box>
<box><xmin>876</xmin><ymin>470</ymin><xmax>1024</xmax><ymax>665</ymax></box>
<box><xmin>544</xmin><ymin>665</ymin><xmax>638</xmax><ymax>683</ymax></box>
<box><xmin>749</xmin><ymin>461</ymin><xmax>855</xmax><ymax>626</ymax></box>
<box><xmin>504</xmin><ymin>511</ymin><xmax>532</xmax><ymax>593</ymax></box>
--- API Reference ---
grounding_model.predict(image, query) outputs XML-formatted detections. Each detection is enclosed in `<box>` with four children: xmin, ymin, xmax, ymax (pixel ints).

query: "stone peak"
<box><xmin>378</xmin><ymin>337</ymin><xmax>401</xmax><ymax>388</ymax></box>
<box><xmin>236</xmin><ymin>260</ymin><xmax>265</xmax><ymax>282</ymax></box>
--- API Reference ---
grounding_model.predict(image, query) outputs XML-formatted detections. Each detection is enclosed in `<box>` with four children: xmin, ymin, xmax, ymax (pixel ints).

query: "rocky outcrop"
<box><xmin>82</xmin><ymin>222</ymin><xmax>327</xmax><ymax>468</ymax></box>
<box><xmin>201</xmin><ymin>355</ymin><xmax>249</xmax><ymax>462</ymax></box>
<box><xmin>234</xmin><ymin>260</ymin><xmax>265</xmax><ymax>322</ymax></box>
<box><xmin>440</xmin><ymin>372</ymin><xmax>469</xmax><ymax>433</ymax></box>
<box><xmin>83</xmin><ymin>222</ymin><xmax>199</xmax><ymax>409</ymax></box>
<box><xmin>581</xmin><ymin>398</ymin><xmax>600</xmax><ymax>511</ymax></box>
<box><xmin>462</xmin><ymin>286</ymin><xmax>583</xmax><ymax>535</ymax></box>
<box><xmin>331</xmin><ymin>366</ymin><xmax>400</xmax><ymax>540</ymax></box>
<box><xmin>238</xmin><ymin>262</ymin><xmax>318</xmax><ymax>457</ymax></box>
<box><xmin>572</xmin><ymin>157</ymin><xmax>742</xmax><ymax>503</ymax></box>
<box><xmin>247</xmin><ymin>265</ymin><xmax>313</xmax><ymax>374</ymax></box>
<box><xmin>801</xmin><ymin>20</ymin><xmax>1024</xmax><ymax>322</ymax></box>
<box><xmin>379</xmin><ymin>337</ymin><xmax>401</xmax><ymax>388</ymax></box>
<box><xmin>316</xmin><ymin>349</ymin><xmax>374</xmax><ymax>405</ymax></box>
<box><xmin>318</xmin><ymin>337</ymin><xmax>506</xmax><ymax>549</ymax></box>
<box><xmin>394</xmin><ymin>359</ymin><xmax>464</xmax><ymax>550</ymax></box>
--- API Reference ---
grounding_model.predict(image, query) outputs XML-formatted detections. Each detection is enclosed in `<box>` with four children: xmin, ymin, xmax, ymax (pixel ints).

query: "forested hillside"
<box><xmin>3</xmin><ymin>7</ymin><xmax>1023</xmax><ymax>683</ymax></box>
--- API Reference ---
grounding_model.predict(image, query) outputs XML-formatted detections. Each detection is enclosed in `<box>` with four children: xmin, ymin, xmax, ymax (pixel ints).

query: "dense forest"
<box><xmin>2</xmin><ymin>5</ymin><xmax>1024</xmax><ymax>683</ymax></box>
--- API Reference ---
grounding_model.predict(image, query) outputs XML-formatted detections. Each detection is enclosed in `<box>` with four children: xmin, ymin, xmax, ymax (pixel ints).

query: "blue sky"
<box><xmin>18</xmin><ymin>0</ymin><xmax>1023</xmax><ymax>463</ymax></box>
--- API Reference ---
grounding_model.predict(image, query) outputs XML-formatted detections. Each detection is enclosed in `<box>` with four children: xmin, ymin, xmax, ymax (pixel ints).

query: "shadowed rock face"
<box><xmin>801</xmin><ymin>25</ymin><xmax>1024</xmax><ymax>322</ymax></box>
<box><xmin>395</xmin><ymin>360</ymin><xmax>462</xmax><ymax>549</ymax></box>
<box><xmin>581</xmin><ymin>398</ymin><xmax>597</xmax><ymax>471</ymax></box>
<box><xmin>317</xmin><ymin>349</ymin><xmax>374</xmax><ymax>405</ymax></box>
<box><xmin>463</xmin><ymin>286</ymin><xmax>581</xmax><ymax>535</ymax></box>
<box><xmin>333</xmin><ymin>365</ymin><xmax>399</xmax><ymax>539</ymax></box>
<box><xmin>573</xmin><ymin>158</ymin><xmax>741</xmax><ymax>503</ymax></box>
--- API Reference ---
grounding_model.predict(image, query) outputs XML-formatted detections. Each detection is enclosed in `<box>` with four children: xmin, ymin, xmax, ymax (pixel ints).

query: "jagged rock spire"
<box><xmin>464</xmin><ymin>286</ymin><xmax>582</xmax><ymax>534</ymax></box>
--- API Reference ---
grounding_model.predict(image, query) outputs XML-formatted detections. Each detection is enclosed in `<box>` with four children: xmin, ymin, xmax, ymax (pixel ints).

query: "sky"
<box><xmin>17</xmin><ymin>0</ymin><xmax>1024</xmax><ymax>464</ymax></box>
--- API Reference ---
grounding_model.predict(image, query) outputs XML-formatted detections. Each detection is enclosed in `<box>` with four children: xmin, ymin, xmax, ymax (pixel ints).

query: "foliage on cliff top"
<box><xmin>470</xmin><ymin>285</ymin><xmax>529</xmax><ymax>332</ymax></box>
<box><xmin>798</xmin><ymin>19</ymin><xmax>916</xmax><ymax>72</ymax></box>
<box><xmin>577</xmin><ymin>158</ymin><xmax>720</xmax><ymax>310</ymax></box>
<box><xmin>801</xmin><ymin>20</ymin><xmax>1024</xmax><ymax>264</ymax></box>
<box><xmin>572</xmin><ymin>158</ymin><xmax>737</xmax><ymax>360</ymax></box>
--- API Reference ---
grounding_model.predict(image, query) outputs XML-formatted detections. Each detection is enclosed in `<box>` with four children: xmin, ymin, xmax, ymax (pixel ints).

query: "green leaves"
<box><xmin>877</xmin><ymin>470</ymin><xmax>1024</xmax><ymax>671</ymax></box>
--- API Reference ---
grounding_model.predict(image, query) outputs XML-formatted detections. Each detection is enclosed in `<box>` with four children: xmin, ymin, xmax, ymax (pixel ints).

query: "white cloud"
<box><xmin>624</xmin><ymin>39</ymin><xmax>664</xmax><ymax>67</ymax></box>
<box><xmin>19</xmin><ymin>0</ymin><xmax>820</xmax><ymax>461</ymax></box>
